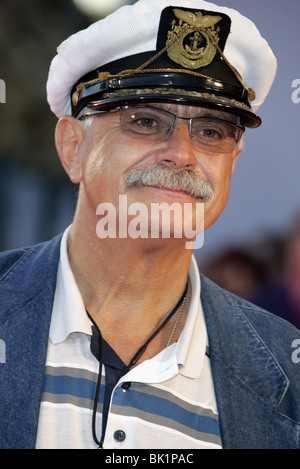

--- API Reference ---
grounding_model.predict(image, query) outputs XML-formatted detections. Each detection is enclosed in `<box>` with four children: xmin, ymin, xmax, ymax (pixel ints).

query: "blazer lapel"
<box><xmin>0</xmin><ymin>235</ymin><xmax>62</xmax><ymax>448</ymax></box>
<box><xmin>200</xmin><ymin>274</ymin><xmax>298</xmax><ymax>449</ymax></box>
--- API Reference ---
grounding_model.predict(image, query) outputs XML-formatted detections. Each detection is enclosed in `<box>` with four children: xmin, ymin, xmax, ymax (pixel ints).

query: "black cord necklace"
<box><xmin>86</xmin><ymin>280</ymin><xmax>189</xmax><ymax>448</ymax></box>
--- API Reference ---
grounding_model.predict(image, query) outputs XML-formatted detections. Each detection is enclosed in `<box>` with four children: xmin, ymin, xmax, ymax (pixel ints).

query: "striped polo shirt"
<box><xmin>35</xmin><ymin>228</ymin><xmax>222</xmax><ymax>449</ymax></box>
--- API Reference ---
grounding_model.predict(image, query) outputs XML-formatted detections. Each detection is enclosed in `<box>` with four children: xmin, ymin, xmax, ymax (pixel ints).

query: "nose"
<box><xmin>155</xmin><ymin>120</ymin><xmax>198</xmax><ymax>171</ymax></box>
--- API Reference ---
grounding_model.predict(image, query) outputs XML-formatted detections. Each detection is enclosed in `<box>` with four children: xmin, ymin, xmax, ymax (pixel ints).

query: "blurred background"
<box><xmin>0</xmin><ymin>0</ymin><xmax>299</xmax><ymax>328</ymax></box>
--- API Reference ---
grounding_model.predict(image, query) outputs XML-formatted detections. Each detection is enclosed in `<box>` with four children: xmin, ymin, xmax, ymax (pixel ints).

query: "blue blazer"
<box><xmin>0</xmin><ymin>234</ymin><xmax>299</xmax><ymax>449</ymax></box>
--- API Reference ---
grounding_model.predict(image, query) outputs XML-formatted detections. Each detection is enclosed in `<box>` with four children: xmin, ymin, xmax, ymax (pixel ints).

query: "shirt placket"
<box><xmin>101</xmin><ymin>354</ymin><xmax>179</xmax><ymax>448</ymax></box>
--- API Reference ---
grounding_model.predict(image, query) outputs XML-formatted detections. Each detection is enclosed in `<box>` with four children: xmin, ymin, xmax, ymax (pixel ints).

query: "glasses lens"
<box><xmin>118</xmin><ymin>106</ymin><xmax>243</xmax><ymax>152</ymax></box>
<box><xmin>191</xmin><ymin>117</ymin><xmax>242</xmax><ymax>152</ymax></box>
<box><xmin>120</xmin><ymin>107</ymin><xmax>173</xmax><ymax>139</ymax></box>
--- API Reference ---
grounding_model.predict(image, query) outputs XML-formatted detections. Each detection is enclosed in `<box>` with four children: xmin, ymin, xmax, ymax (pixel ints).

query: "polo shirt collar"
<box><xmin>49</xmin><ymin>226</ymin><xmax>92</xmax><ymax>343</ymax></box>
<box><xmin>124</xmin><ymin>257</ymin><xmax>207</xmax><ymax>382</ymax></box>
<box><xmin>176</xmin><ymin>256</ymin><xmax>207</xmax><ymax>379</ymax></box>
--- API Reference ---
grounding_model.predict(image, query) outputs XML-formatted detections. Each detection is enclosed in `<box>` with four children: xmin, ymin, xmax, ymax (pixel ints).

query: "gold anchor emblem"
<box><xmin>166</xmin><ymin>9</ymin><xmax>222</xmax><ymax>69</ymax></box>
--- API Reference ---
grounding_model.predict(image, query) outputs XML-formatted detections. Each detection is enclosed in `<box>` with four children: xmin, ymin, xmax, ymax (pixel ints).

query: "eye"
<box><xmin>134</xmin><ymin>117</ymin><xmax>158</xmax><ymax>128</ymax></box>
<box><xmin>199</xmin><ymin>128</ymin><xmax>222</xmax><ymax>139</ymax></box>
<box><xmin>193</xmin><ymin>118</ymin><xmax>237</xmax><ymax>143</ymax></box>
<box><xmin>125</xmin><ymin>109</ymin><xmax>163</xmax><ymax>134</ymax></box>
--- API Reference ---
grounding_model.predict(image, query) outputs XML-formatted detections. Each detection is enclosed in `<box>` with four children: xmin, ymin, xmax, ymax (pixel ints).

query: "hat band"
<box><xmin>72</xmin><ymin>71</ymin><xmax>250</xmax><ymax>117</ymax></box>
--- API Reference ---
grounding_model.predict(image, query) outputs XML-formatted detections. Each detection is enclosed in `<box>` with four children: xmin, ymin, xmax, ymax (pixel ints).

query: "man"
<box><xmin>0</xmin><ymin>0</ymin><xmax>299</xmax><ymax>449</ymax></box>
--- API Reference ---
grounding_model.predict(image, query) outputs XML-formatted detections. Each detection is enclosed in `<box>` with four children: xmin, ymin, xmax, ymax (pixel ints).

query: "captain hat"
<box><xmin>47</xmin><ymin>0</ymin><xmax>277</xmax><ymax>128</ymax></box>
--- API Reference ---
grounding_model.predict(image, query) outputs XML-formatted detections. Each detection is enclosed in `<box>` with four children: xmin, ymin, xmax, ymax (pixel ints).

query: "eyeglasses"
<box><xmin>79</xmin><ymin>105</ymin><xmax>245</xmax><ymax>153</ymax></box>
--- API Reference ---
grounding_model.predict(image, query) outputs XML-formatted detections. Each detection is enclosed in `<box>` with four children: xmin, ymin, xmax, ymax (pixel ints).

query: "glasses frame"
<box><xmin>78</xmin><ymin>104</ymin><xmax>245</xmax><ymax>151</ymax></box>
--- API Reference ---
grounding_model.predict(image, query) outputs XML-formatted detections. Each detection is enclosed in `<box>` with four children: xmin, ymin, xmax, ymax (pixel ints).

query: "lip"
<box><xmin>144</xmin><ymin>184</ymin><xmax>195</xmax><ymax>199</ymax></box>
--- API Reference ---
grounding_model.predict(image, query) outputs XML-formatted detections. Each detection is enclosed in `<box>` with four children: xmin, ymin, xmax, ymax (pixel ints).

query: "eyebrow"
<box><xmin>140</xmin><ymin>103</ymin><xmax>239</xmax><ymax>123</ymax></box>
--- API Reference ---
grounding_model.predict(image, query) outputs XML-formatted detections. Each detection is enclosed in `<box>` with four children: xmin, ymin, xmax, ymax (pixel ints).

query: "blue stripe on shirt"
<box><xmin>42</xmin><ymin>372</ymin><xmax>220</xmax><ymax>438</ymax></box>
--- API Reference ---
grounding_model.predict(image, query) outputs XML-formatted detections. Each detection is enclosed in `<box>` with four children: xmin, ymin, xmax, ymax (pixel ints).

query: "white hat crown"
<box><xmin>47</xmin><ymin>0</ymin><xmax>277</xmax><ymax>125</ymax></box>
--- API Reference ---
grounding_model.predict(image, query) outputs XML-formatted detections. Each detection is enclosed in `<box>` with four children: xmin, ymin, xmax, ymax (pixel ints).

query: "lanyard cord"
<box><xmin>86</xmin><ymin>280</ymin><xmax>188</xmax><ymax>448</ymax></box>
<box><xmin>92</xmin><ymin>335</ymin><xmax>104</xmax><ymax>447</ymax></box>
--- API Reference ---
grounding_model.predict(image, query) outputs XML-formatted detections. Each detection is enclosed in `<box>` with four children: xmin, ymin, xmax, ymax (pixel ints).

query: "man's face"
<box><xmin>64</xmin><ymin>102</ymin><xmax>242</xmax><ymax>237</ymax></box>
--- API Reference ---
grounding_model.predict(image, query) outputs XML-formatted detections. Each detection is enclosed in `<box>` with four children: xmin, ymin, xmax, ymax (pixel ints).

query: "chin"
<box><xmin>203</xmin><ymin>199</ymin><xmax>228</xmax><ymax>230</ymax></box>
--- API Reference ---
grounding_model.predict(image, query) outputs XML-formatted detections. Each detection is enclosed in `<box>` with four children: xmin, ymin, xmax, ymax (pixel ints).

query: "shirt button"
<box><xmin>121</xmin><ymin>382</ymin><xmax>131</xmax><ymax>390</ymax></box>
<box><xmin>114</xmin><ymin>430</ymin><xmax>126</xmax><ymax>442</ymax></box>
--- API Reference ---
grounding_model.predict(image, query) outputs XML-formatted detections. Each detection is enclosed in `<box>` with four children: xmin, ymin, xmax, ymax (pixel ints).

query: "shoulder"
<box><xmin>0</xmin><ymin>234</ymin><xmax>63</xmax><ymax>323</ymax></box>
<box><xmin>0</xmin><ymin>234</ymin><xmax>62</xmax><ymax>280</ymax></box>
<box><xmin>201</xmin><ymin>273</ymin><xmax>299</xmax><ymax>333</ymax></box>
<box><xmin>0</xmin><ymin>244</ymin><xmax>34</xmax><ymax>281</ymax></box>
<box><xmin>200</xmin><ymin>273</ymin><xmax>300</xmax><ymax>372</ymax></box>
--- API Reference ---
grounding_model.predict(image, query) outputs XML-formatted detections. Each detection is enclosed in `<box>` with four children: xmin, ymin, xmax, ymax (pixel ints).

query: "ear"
<box><xmin>55</xmin><ymin>115</ymin><xmax>86</xmax><ymax>183</ymax></box>
<box><xmin>230</xmin><ymin>144</ymin><xmax>242</xmax><ymax>176</ymax></box>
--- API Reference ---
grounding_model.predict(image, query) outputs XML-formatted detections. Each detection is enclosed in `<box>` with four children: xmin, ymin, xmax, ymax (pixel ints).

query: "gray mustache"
<box><xmin>125</xmin><ymin>164</ymin><xmax>213</xmax><ymax>201</ymax></box>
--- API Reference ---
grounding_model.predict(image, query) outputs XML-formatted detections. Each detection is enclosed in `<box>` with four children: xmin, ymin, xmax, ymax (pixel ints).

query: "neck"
<box><xmin>67</xmin><ymin>203</ymin><xmax>195</xmax><ymax>363</ymax></box>
<box><xmin>68</xmin><ymin>219</ymin><xmax>193</xmax><ymax>321</ymax></box>
<box><xmin>67</xmin><ymin>167</ymin><xmax>206</xmax><ymax>319</ymax></box>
